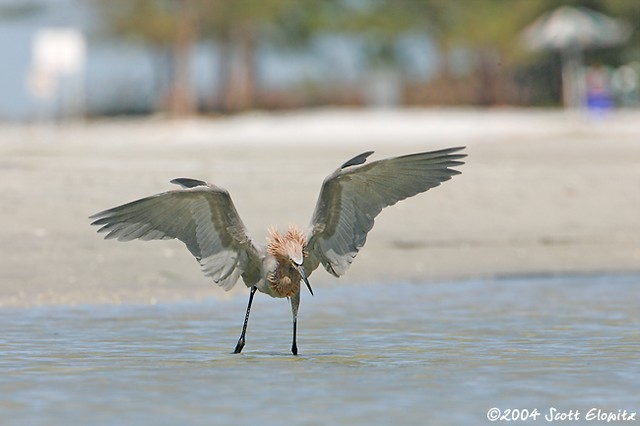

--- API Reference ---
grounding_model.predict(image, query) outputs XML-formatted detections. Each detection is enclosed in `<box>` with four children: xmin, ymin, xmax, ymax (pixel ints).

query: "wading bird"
<box><xmin>90</xmin><ymin>147</ymin><xmax>466</xmax><ymax>355</ymax></box>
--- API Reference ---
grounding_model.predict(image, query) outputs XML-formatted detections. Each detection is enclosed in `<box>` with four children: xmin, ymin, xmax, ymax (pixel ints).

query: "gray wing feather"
<box><xmin>90</xmin><ymin>181</ymin><xmax>262</xmax><ymax>290</ymax></box>
<box><xmin>305</xmin><ymin>147</ymin><xmax>466</xmax><ymax>277</ymax></box>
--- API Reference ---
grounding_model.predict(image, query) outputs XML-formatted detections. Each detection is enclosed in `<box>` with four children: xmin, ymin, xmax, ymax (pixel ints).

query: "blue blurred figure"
<box><xmin>585</xmin><ymin>63</ymin><xmax>614</xmax><ymax>116</ymax></box>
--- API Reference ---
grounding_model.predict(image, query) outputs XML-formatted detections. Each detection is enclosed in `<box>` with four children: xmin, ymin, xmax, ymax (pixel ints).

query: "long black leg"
<box><xmin>290</xmin><ymin>291</ymin><xmax>300</xmax><ymax>355</ymax></box>
<box><xmin>292</xmin><ymin>320</ymin><xmax>298</xmax><ymax>355</ymax></box>
<box><xmin>233</xmin><ymin>286</ymin><xmax>257</xmax><ymax>354</ymax></box>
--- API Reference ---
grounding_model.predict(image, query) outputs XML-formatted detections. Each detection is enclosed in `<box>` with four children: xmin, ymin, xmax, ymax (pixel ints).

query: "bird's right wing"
<box><xmin>90</xmin><ymin>178</ymin><xmax>262</xmax><ymax>290</ymax></box>
<box><xmin>305</xmin><ymin>147</ymin><xmax>466</xmax><ymax>277</ymax></box>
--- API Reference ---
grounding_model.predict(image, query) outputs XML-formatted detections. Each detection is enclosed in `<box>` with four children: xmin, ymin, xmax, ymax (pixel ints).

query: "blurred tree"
<box><xmin>92</xmin><ymin>0</ymin><xmax>196</xmax><ymax>116</ymax></box>
<box><xmin>381</xmin><ymin>0</ymin><xmax>541</xmax><ymax>105</ymax></box>
<box><xmin>197</xmin><ymin>1</ymin><xmax>284</xmax><ymax>112</ymax></box>
<box><xmin>439</xmin><ymin>0</ymin><xmax>540</xmax><ymax>105</ymax></box>
<box><xmin>0</xmin><ymin>2</ymin><xmax>42</xmax><ymax>20</ymax></box>
<box><xmin>172</xmin><ymin>0</ymin><xmax>198</xmax><ymax>116</ymax></box>
<box><xmin>196</xmin><ymin>0</ymin><xmax>333</xmax><ymax>112</ymax></box>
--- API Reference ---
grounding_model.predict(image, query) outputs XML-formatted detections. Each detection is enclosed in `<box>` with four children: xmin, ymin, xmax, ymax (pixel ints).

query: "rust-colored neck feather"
<box><xmin>267</xmin><ymin>226</ymin><xmax>307</xmax><ymax>260</ymax></box>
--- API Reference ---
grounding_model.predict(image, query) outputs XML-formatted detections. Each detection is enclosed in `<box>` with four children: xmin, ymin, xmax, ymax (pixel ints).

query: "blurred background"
<box><xmin>1</xmin><ymin>0</ymin><xmax>639</xmax><ymax>121</ymax></box>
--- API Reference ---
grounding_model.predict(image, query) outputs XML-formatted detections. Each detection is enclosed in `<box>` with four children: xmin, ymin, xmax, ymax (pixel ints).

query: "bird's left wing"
<box><xmin>304</xmin><ymin>147</ymin><xmax>466</xmax><ymax>277</ymax></box>
<box><xmin>90</xmin><ymin>178</ymin><xmax>262</xmax><ymax>290</ymax></box>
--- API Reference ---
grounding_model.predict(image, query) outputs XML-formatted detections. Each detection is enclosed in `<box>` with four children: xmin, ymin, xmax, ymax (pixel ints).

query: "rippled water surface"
<box><xmin>1</xmin><ymin>274</ymin><xmax>639</xmax><ymax>425</ymax></box>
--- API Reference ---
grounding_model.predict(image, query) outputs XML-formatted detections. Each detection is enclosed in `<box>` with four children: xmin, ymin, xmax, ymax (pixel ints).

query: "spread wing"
<box><xmin>89</xmin><ymin>178</ymin><xmax>262</xmax><ymax>290</ymax></box>
<box><xmin>305</xmin><ymin>147</ymin><xmax>466</xmax><ymax>277</ymax></box>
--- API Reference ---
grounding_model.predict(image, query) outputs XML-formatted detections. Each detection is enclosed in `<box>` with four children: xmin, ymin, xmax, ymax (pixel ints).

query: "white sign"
<box><xmin>28</xmin><ymin>28</ymin><xmax>86</xmax><ymax>114</ymax></box>
<box><xmin>32</xmin><ymin>28</ymin><xmax>86</xmax><ymax>75</ymax></box>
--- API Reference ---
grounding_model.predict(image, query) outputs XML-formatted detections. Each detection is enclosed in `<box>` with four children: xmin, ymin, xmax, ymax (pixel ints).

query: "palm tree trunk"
<box><xmin>168</xmin><ymin>0</ymin><xmax>197</xmax><ymax>117</ymax></box>
<box><xmin>223</xmin><ymin>24</ymin><xmax>257</xmax><ymax>112</ymax></box>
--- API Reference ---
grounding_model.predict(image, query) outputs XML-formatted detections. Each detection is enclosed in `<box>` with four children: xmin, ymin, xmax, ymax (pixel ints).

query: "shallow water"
<box><xmin>1</xmin><ymin>274</ymin><xmax>639</xmax><ymax>425</ymax></box>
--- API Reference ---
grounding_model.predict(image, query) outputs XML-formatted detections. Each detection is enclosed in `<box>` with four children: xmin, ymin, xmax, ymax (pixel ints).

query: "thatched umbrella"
<box><xmin>522</xmin><ymin>6</ymin><xmax>631</xmax><ymax>108</ymax></box>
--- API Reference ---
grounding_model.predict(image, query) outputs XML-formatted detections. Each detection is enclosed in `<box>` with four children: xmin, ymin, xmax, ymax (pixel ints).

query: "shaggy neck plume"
<box><xmin>267</xmin><ymin>226</ymin><xmax>307</xmax><ymax>260</ymax></box>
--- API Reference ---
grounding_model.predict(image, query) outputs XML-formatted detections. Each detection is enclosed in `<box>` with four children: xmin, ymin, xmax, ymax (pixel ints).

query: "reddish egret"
<box><xmin>90</xmin><ymin>147</ymin><xmax>466</xmax><ymax>354</ymax></box>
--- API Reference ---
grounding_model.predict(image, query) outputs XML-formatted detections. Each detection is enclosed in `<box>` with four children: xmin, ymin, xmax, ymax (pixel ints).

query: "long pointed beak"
<box><xmin>296</xmin><ymin>265</ymin><xmax>313</xmax><ymax>296</ymax></box>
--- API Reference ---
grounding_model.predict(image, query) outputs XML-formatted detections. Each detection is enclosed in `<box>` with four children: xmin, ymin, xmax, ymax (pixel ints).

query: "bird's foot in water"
<box><xmin>233</xmin><ymin>338</ymin><xmax>245</xmax><ymax>354</ymax></box>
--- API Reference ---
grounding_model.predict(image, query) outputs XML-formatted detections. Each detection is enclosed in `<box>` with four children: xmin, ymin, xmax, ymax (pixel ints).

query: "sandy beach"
<box><xmin>1</xmin><ymin>109</ymin><xmax>639</xmax><ymax>307</ymax></box>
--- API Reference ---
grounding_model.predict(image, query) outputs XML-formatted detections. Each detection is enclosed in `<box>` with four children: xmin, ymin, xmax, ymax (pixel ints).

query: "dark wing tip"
<box><xmin>170</xmin><ymin>178</ymin><xmax>208</xmax><ymax>189</ymax></box>
<box><xmin>89</xmin><ymin>209</ymin><xmax>111</xmax><ymax>222</ymax></box>
<box><xmin>429</xmin><ymin>146</ymin><xmax>466</xmax><ymax>157</ymax></box>
<box><xmin>340</xmin><ymin>151</ymin><xmax>375</xmax><ymax>169</ymax></box>
<box><xmin>89</xmin><ymin>216</ymin><xmax>105</xmax><ymax>225</ymax></box>
<box><xmin>444</xmin><ymin>146</ymin><xmax>467</xmax><ymax>166</ymax></box>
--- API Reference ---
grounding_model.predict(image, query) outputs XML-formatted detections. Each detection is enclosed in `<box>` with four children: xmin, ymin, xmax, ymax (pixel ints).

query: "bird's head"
<box><xmin>267</xmin><ymin>226</ymin><xmax>313</xmax><ymax>295</ymax></box>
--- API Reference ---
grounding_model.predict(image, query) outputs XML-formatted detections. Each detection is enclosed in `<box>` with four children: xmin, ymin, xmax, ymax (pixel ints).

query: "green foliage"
<box><xmin>93</xmin><ymin>0</ymin><xmax>637</xmax><ymax>67</ymax></box>
<box><xmin>92</xmin><ymin>0</ymin><xmax>180</xmax><ymax>45</ymax></box>
<box><xmin>0</xmin><ymin>2</ymin><xmax>42</xmax><ymax>20</ymax></box>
